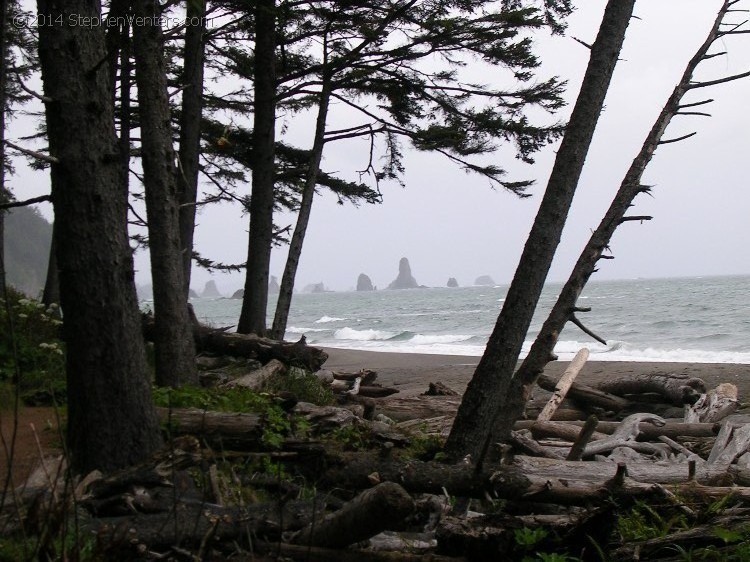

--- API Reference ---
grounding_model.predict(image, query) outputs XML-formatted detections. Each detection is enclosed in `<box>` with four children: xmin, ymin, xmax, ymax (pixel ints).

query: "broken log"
<box><xmin>684</xmin><ymin>383</ymin><xmax>739</xmax><ymax>423</ymax></box>
<box><xmin>596</xmin><ymin>372</ymin><xmax>706</xmax><ymax>405</ymax></box>
<box><xmin>537</xmin><ymin>348</ymin><xmax>589</xmax><ymax>422</ymax></box>
<box><xmin>257</xmin><ymin>542</ymin><xmax>466</xmax><ymax>562</ymax></box>
<box><xmin>291</xmin><ymin>482</ymin><xmax>415</xmax><ymax>548</ymax></box>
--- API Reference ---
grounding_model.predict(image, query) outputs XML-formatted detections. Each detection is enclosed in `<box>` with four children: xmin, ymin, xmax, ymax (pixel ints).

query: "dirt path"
<box><xmin>0</xmin><ymin>407</ymin><xmax>63</xmax><ymax>489</ymax></box>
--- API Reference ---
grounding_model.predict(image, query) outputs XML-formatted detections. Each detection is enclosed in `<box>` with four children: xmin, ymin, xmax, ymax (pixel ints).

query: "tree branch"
<box><xmin>569</xmin><ymin>315</ymin><xmax>607</xmax><ymax>346</ymax></box>
<box><xmin>688</xmin><ymin>68</ymin><xmax>750</xmax><ymax>88</ymax></box>
<box><xmin>4</xmin><ymin>140</ymin><xmax>59</xmax><ymax>164</ymax></box>
<box><xmin>0</xmin><ymin>195</ymin><xmax>52</xmax><ymax>210</ymax></box>
<box><xmin>658</xmin><ymin>132</ymin><xmax>697</xmax><ymax>144</ymax></box>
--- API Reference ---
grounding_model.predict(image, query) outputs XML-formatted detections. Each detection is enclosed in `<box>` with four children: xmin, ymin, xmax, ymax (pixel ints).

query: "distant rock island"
<box><xmin>303</xmin><ymin>282</ymin><xmax>328</xmax><ymax>293</ymax></box>
<box><xmin>388</xmin><ymin>257</ymin><xmax>419</xmax><ymax>289</ymax></box>
<box><xmin>447</xmin><ymin>277</ymin><xmax>459</xmax><ymax>288</ymax></box>
<box><xmin>474</xmin><ymin>275</ymin><xmax>496</xmax><ymax>286</ymax></box>
<box><xmin>231</xmin><ymin>289</ymin><xmax>244</xmax><ymax>299</ymax></box>
<box><xmin>269</xmin><ymin>275</ymin><xmax>280</xmax><ymax>294</ymax></box>
<box><xmin>188</xmin><ymin>288</ymin><xmax>199</xmax><ymax>299</ymax></box>
<box><xmin>357</xmin><ymin>273</ymin><xmax>375</xmax><ymax>291</ymax></box>
<box><xmin>201</xmin><ymin>280</ymin><xmax>222</xmax><ymax>298</ymax></box>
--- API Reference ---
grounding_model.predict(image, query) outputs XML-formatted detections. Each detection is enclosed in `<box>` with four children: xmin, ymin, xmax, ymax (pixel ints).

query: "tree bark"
<box><xmin>41</xmin><ymin>223</ymin><xmax>59</xmax><ymax>308</ymax></box>
<box><xmin>177</xmin><ymin>0</ymin><xmax>206</xmax><ymax>300</ymax></box>
<box><xmin>493</xmin><ymin>1</ymin><xmax>739</xmax><ymax>450</ymax></box>
<box><xmin>0</xmin><ymin>0</ymin><xmax>8</xmax><ymax>297</ymax></box>
<box><xmin>132</xmin><ymin>0</ymin><xmax>198</xmax><ymax>387</ymax></box>
<box><xmin>445</xmin><ymin>0</ymin><xmax>636</xmax><ymax>464</ymax></box>
<box><xmin>270</xmin><ymin>76</ymin><xmax>332</xmax><ymax>340</ymax></box>
<box><xmin>237</xmin><ymin>0</ymin><xmax>277</xmax><ymax>336</ymax></box>
<box><xmin>36</xmin><ymin>0</ymin><xmax>163</xmax><ymax>473</ymax></box>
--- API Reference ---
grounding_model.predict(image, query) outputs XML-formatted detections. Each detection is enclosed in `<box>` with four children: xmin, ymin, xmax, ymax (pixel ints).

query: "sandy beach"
<box><xmin>322</xmin><ymin>347</ymin><xmax>750</xmax><ymax>401</ymax></box>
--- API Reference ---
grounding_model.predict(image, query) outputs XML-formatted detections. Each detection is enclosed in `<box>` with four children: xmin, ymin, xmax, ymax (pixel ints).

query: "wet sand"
<box><xmin>322</xmin><ymin>347</ymin><xmax>750</xmax><ymax>400</ymax></box>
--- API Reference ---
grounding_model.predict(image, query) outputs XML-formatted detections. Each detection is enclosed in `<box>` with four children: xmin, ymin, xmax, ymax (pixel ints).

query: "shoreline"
<box><xmin>321</xmin><ymin>346</ymin><xmax>750</xmax><ymax>399</ymax></box>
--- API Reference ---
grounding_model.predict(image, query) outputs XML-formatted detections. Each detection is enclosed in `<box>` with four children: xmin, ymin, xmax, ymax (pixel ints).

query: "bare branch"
<box><xmin>569</xmin><ymin>315</ymin><xmax>607</xmax><ymax>346</ymax></box>
<box><xmin>675</xmin><ymin>111</ymin><xmax>711</xmax><ymax>117</ymax></box>
<box><xmin>678</xmin><ymin>99</ymin><xmax>713</xmax><ymax>109</ymax></box>
<box><xmin>571</xmin><ymin>36</ymin><xmax>592</xmax><ymax>49</ymax></box>
<box><xmin>658</xmin><ymin>132</ymin><xmax>697</xmax><ymax>144</ymax></box>
<box><xmin>702</xmin><ymin>52</ymin><xmax>727</xmax><ymax>60</ymax></box>
<box><xmin>4</xmin><ymin>140</ymin><xmax>59</xmax><ymax>164</ymax></box>
<box><xmin>0</xmin><ymin>195</ymin><xmax>52</xmax><ymax>210</ymax></box>
<box><xmin>619</xmin><ymin>215</ymin><xmax>653</xmax><ymax>224</ymax></box>
<box><xmin>689</xmin><ymin>68</ymin><xmax>750</xmax><ymax>88</ymax></box>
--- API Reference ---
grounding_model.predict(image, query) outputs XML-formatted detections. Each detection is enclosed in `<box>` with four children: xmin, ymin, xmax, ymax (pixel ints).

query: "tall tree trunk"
<box><xmin>0</xmin><ymin>0</ymin><xmax>8</xmax><ymax>296</ymax></box>
<box><xmin>237</xmin><ymin>0</ymin><xmax>277</xmax><ymax>336</ymax></box>
<box><xmin>494</xmin><ymin>0</ymin><xmax>740</xmax><ymax>441</ymax></box>
<box><xmin>41</xmin><ymin>224</ymin><xmax>59</xmax><ymax>308</ymax></box>
<box><xmin>132</xmin><ymin>0</ymin><xmax>198</xmax><ymax>387</ymax></box>
<box><xmin>36</xmin><ymin>0</ymin><xmax>163</xmax><ymax>473</ymax></box>
<box><xmin>270</xmin><ymin>77</ymin><xmax>331</xmax><ymax>340</ymax></box>
<box><xmin>444</xmin><ymin>0</ymin><xmax>636</xmax><ymax>464</ymax></box>
<box><xmin>177</xmin><ymin>0</ymin><xmax>206</xmax><ymax>302</ymax></box>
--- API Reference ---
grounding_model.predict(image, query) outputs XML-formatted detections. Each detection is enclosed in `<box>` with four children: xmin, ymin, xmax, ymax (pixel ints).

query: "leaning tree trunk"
<box><xmin>41</xmin><ymin>224</ymin><xmax>59</xmax><ymax>308</ymax></box>
<box><xmin>270</xmin><ymin>76</ymin><xmax>332</xmax><ymax>340</ymax></box>
<box><xmin>36</xmin><ymin>0</ymin><xmax>163</xmax><ymax>473</ymax></box>
<box><xmin>132</xmin><ymin>0</ymin><xmax>198</xmax><ymax>387</ymax></box>
<box><xmin>493</xmin><ymin>0</ymin><xmax>749</xmax><ymax>442</ymax></box>
<box><xmin>237</xmin><ymin>0</ymin><xmax>277</xmax><ymax>336</ymax></box>
<box><xmin>177</xmin><ymin>0</ymin><xmax>206</xmax><ymax>301</ymax></box>
<box><xmin>444</xmin><ymin>0</ymin><xmax>636</xmax><ymax>464</ymax></box>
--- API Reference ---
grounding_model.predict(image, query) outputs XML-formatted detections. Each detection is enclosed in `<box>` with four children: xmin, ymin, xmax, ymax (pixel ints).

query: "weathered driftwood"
<box><xmin>509</xmin><ymin>430</ymin><xmax>565</xmax><ymax>459</ymax></box>
<box><xmin>157</xmin><ymin>408</ymin><xmax>263</xmax><ymax>449</ymax></box>
<box><xmin>515</xmin><ymin>418</ymin><xmax>720</xmax><ymax>439</ymax></box>
<box><xmin>526</xmin><ymin>420</ymin><xmax>608</xmax><ymax>443</ymax></box>
<box><xmin>583</xmin><ymin>413</ymin><xmax>666</xmax><ymax>458</ymax></box>
<box><xmin>256</xmin><ymin>542</ymin><xmax>466</xmax><ymax>562</ymax></box>
<box><xmin>88</xmin><ymin>499</ymin><xmax>318</xmax><ymax>553</ymax></box>
<box><xmin>709</xmin><ymin>423</ymin><xmax>750</xmax><ymax>469</ymax></box>
<box><xmin>537</xmin><ymin>374</ymin><xmax>630</xmax><ymax>413</ymax></box>
<box><xmin>684</xmin><ymin>383</ymin><xmax>739</xmax><ymax>423</ymax></box>
<box><xmin>596</xmin><ymin>372</ymin><xmax>706</xmax><ymax>406</ymax></box>
<box><xmin>567</xmin><ymin>416</ymin><xmax>600</xmax><ymax>461</ymax></box>
<box><xmin>537</xmin><ymin>348</ymin><xmax>589</xmax><ymax>422</ymax></box>
<box><xmin>143</xmin><ymin>313</ymin><xmax>328</xmax><ymax>371</ymax></box>
<box><xmin>291</xmin><ymin>482</ymin><xmax>415</xmax><ymax>548</ymax></box>
<box><xmin>223</xmin><ymin>358</ymin><xmax>287</xmax><ymax>389</ymax></box>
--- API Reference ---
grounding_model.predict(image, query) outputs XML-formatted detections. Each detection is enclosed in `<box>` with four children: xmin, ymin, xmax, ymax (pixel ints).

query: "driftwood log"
<box><xmin>291</xmin><ymin>482</ymin><xmax>415</xmax><ymax>548</ymax></box>
<box><xmin>537</xmin><ymin>374</ymin><xmax>631</xmax><ymax>413</ymax></box>
<box><xmin>142</xmin><ymin>313</ymin><xmax>328</xmax><ymax>371</ymax></box>
<box><xmin>596</xmin><ymin>373</ymin><xmax>706</xmax><ymax>406</ymax></box>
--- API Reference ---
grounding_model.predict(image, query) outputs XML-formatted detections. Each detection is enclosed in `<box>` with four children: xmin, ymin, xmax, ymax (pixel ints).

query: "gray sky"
<box><xmin>8</xmin><ymin>1</ymin><xmax>750</xmax><ymax>295</ymax></box>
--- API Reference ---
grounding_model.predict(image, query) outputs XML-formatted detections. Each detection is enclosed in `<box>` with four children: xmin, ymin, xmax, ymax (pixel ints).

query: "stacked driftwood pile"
<box><xmin>5</xmin><ymin>345</ymin><xmax>750</xmax><ymax>560</ymax></box>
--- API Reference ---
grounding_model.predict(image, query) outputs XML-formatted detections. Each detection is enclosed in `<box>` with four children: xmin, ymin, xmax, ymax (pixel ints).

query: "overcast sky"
<box><xmin>9</xmin><ymin>0</ymin><xmax>750</xmax><ymax>295</ymax></box>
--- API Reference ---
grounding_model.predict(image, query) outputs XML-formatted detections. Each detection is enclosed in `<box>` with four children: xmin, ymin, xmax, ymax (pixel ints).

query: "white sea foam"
<box><xmin>315</xmin><ymin>316</ymin><xmax>347</xmax><ymax>323</ymax></box>
<box><xmin>334</xmin><ymin>327</ymin><xmax>399</xmax><ymax>341</ymax></box>
<box><xmin>286</xmin><ymin>326</ymin><xmax>329</xmax><ymax>334</ymax></box>
<box><xmin>410</xmin><ymin>334</ymin><xmax>475</xmax><ymax>345</ymax></box>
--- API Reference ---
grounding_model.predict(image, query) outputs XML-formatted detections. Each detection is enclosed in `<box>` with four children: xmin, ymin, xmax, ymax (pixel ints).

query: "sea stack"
<box><xmin>231</xmin><ymin>289</ymin><xmax>244</xmax><ymax>299</ymax></box>
<box><xmin>269</xmin><ymin>275</ymin><xmax>280</xmax><ymax>293</ymax></box>
<box><xmin>357</xmin><ymin>273</ymin><xmax>375</xmax><ymax>291</ymax></box>
<box><xmin>474</xmin><ymin>275</ymin><xmax>496</xmax><ymax>286</ymax></box>
<box><xmin>201</xmin><ymin>280</ymin><xmax>222</xmax><ymax>298</ymax></box>
<box><xmin>388</xmin><ymin>257</ymin><xmax>419</xmax><ymax>289</ymax></box>
<box><xmin>447</xmin><ymin>277</ymin><xmax>459</xmax><ymax>288</ymax></box>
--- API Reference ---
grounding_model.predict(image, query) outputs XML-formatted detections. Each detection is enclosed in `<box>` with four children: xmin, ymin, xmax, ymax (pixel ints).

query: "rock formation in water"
<box><xmin>201</xmin><ymin>280</ymin><xmax>222</xmax><ymax>298</ymax></box>
<box><xmin>303</xmin><ymin>282</ymin><xmax>327</xmax><ymax>293</ymax></box>
<box><xmin>188</xmin><ymin>288</ymin><xmax>199</xmax><ymax>299</ymax></box>
<box><xmin>231</xmin><ymin>289</ymin><xmax>244</xmax><ymax>299</ymax></box>
<box><xmin>357</xmin><ymin>273</ymin><xmax>375</xmax><ymax>291</ymax></box>
<box><xmin>474</xmin><ymin>275</ymin><xmax>496</xmax><ymax>286</ymax></box>
<box><xmin>388</xmin><ymin>257</ymin><xmax>419</xmax><ymax>290</ymax></box>
<box><xmin>269</xmin><ymin>275</ymin><xmax>280</xmax><ymax>293</ymax></box>
<box><xmin>447</xmin><ymin>277</ymin><xmax>459</xmax><ymax>288</ymax></box>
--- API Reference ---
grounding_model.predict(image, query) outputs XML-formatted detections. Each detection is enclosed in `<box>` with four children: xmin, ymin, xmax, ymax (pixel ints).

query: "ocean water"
<box><xmin>187</xmin><ymin>275</ymin><xmax>750</xmax><ymax>364</ymax></box>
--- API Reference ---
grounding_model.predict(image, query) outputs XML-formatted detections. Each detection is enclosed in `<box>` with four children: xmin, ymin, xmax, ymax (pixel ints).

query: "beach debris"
<box><xmin>536</xmin><ymin>348</ymin><xmax>589</xmax><ymax>422</ymax></box>
<box><xmin>423</xmin><ymin>382</ymin><xmax>459</xmax><ymax>396</ymax></box>
<box><xmin>596</xmin><ymin>372</ymin><xmax>706</xmax><ymax>406</ymax></box>
<box><xmin>685</xmin><ymin>382</ymin><xmax>739</xmax><ymax>423</ymax></box>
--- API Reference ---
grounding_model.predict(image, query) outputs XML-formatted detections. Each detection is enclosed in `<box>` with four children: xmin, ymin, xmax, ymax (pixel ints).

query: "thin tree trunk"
<box><xmin>271</xmin><ymin>77</ymin><xmax>332</xmax><ymax>340</ymax></box>
<box><xmin>493</xmin><ymin>0</ymin><xmax>740</xmax><ymax>442</ymax></box>
<box><xmin>237</xmin><ymin>0</ymin><xmax>277</xmax><ymax>336</ymax></box>
<box><xmin>177</xmin><ymin>0</ymin><xmax>206</xmax><ymax>301</ymax></box>
<box><xmin>132</xmin><ymin>0</ymin><xmax>198</xmax><ymax>387</ymax></box>
<box><xmin>444</xmin><ymin>0</ymin><xmax>636</xmax><ymax>464</ymax></box>
<box><xmin>36</xmin><ymin>0</ymin><xmax>163</xmax><ymax>473</ymax></box>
